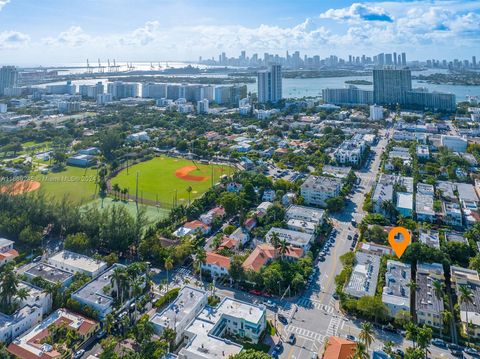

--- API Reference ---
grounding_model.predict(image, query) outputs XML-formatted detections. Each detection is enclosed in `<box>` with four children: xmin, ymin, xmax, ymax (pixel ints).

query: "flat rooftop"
<box><xmin>419</xmin><ymin>230</ymin><xmax>440</xmax><ymax>249</ymax></box>
<box><xmin>266</xmin><ymin>227</ymin><xmax>313</xmax><ymax>247</ymax></box>
<box><xmin>48</xmin><ymin>250</ymin><xmax>107</xmax><ymax>274</ymax></box>
<box><xmin>151</xmin><ymin>286</ymin><xmax>207</xmax><ymax>332</ymax></box>
<box><xmin>345</xmin><ymin>252</ymin><xmax>380</xmax><ymax>298</ymax></box>
<box><xmin>25</xmin><ymin>263</ymin><xmax>74</xmax><ymax>284</ymax></box>
<box><xmin>382</xmin><ymin>260</ymin><xmax>411</xmax><ymax>308</ymax></box>
<box><xmin>0</xmin><ymin>238</ymin><xmax>13</xmax><ymax>248</ymax></box>
<box><xmin>396</xmin><ymin>192</ymin><xmax>413</xmax><ymax>210</ymax></box>
<box><xmin>285</xmin><ymin>205</ymin><xmax>325</xmax><ymax>223</ymax></box>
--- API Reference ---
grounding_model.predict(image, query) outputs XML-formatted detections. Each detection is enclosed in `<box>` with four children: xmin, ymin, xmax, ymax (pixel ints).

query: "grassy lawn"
<box><xmin>85</xmin><ymin>198</ymin><xmax>170</xmax><ymax>223</ymax></box>
<box><xmin>34</xmin><ymin>165</ymin><xmax>98</xmax><ymax>204</ymax></box>
<box><xmin>111</xmin><ymin>156</ymin><xmax>233</xmax><ymax>204</ymax></box>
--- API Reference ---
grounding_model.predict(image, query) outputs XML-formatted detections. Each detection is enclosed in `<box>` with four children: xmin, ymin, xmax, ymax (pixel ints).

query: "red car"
<box><xmin>249</xmin><ymin>289</ymin><xmax>262</xmax><ymax>296</ymax></box>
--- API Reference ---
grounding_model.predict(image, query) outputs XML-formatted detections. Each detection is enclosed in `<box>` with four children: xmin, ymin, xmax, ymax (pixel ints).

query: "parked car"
<box><xmin>464</xmin><ymin>347</ymin><xmax>480</xmax><ymax>357</ymax></box>
<box><xmin>431</xmin><ymin>338</ymin><xmax>446</xmax><ymax>348</ymax></box>
<box><xmin>345</xmin><ymin>334</ymin><xmax>356</xmax><ymax>342</ymax></box>
<box><xmin>448</xmin><ymin>344</ymin><xmax>462</xmax><ymax>351</ymax></box>
<box><xmin>96</xmin><ymin>330</ymin><xmax>106</xmax><ymax>339</ymax></box>
<box><xmin>249</xmin><ymin>289</ymin><xmax>262</xmax><ymax>296</ymax></box>
<box><xmin>278</xmin><ymin>314</ymin><xmax>288</xmax><ymax>325</ymax></box>
<box><xmin>73</xmin><ymin>350</ymin><xmax>85</xmax><ymax>359</ymax></box>
<box><xmin>33</xmin><ymin>256</ymin><xmax>42</xmax><ymax>263</ymax></box>
<box><xmin>264</xmin><ymin>300</ymin><xmax>277</xmax><ymax>309</ymax></box>
<box><xmin>318</xmin><ymin>256</ymin><xmax>325</xmax><ymax>262</ymax></box>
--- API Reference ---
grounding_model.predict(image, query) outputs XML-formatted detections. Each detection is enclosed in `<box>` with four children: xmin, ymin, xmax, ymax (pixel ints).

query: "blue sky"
<box><xmin>0</xmin><ymin>0</ymin><xmax>479</xmax><ymax>65</ymax></box>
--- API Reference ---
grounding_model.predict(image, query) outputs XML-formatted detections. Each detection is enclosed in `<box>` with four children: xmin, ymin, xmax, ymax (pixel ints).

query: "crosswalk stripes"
<box><xmin>285</xmin><ymin>325</ymin><xmax>324</xmax><ymax>342</ymax></box>
<box><xmin>296</xmin><ymin>298</ymin><xmax>335</xmax><ymax>313</ymax></box>
<box><xmin>326</xmin><ymin>316</ymin><xmax>342</xmax><ymax>337</ymax></box>
<box><xmin>279</xmin><ymin>302</ymin><xmax>296</xmax><ymax>319</ymax></box>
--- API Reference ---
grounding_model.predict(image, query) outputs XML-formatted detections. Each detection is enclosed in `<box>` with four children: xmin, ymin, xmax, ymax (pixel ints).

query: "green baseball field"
<box><xmin>110</xmin><ymin>156</ymin><xmax>233</xmax><ymax>206</ymax></box>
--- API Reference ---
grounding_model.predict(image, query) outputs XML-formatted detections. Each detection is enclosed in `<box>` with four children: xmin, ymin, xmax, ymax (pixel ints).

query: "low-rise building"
<box><xmin>416</xmin><ymin>145</ymin><xmax>430</xmax><ymax>159</ymax></box>
<box><xmin>344</xmin><ymin>252</ymin><xmax>380</xmax><ymax>298</ymax></box>
<box><xmin>178</xmin><ymin>296</ymin><xmax>267</xmax><ymax>359</ymax></box>
<box><xmin>382</xmin><ymin>261</ymin><xmax>411</xmax><ymax>318</ymax></box>
<box><xmin>150</xmin><ymin>286</ymin><xmax>208</xmax><ymax>346</ymax></box>
<box><xmin>450</xmin><ymin>266</ymin><xmax>480</xmax><ymax>339</ymax></box>
<box><xmin>396</xmin><ymin>192</ymin><xmax>414</xmax><ymax>218</ymax></box>
<box><xmin>266</xmin><ymin>227</ymin><xmax>314</xmax><ymax>251</ymax></box>
<box><xmin>202</xmin><ymin>252</ymin><xmax>230</xmax><ymax>278</ymax></box>
<box><xmin>0</xmin><ymin>238</ymin><xmax>18</xmax><ymax>267</ymax></box>
<box><xmin>419</xmin><ymin>230</ymin><xmax>440</xmax><ymax>249</ymax></box>
<box><xmin>285</xmin><ymin>205</ymin><xmax>325</xmax><ymax>226</ymax></box>
<box><xmin>24</xmin><ymin>263</ymin><xmax>74</xmax><ymax>288</ymax></box>
<box><xmin>48</xmin><ymin>250</ymin><xmax>107</xmax><ymax>278</ymax></box>
<box><xmin>441</xmin><ymin>135</ymin><xmax>468</xmax><ymax>152</ymax></box>
<box><xmin>442</xmin><ymin>201</ymin><xmax>463</xmax><ymax>227</ymax></box>
<box><xmin>416</xmin><ymin>263</ymin><xmax>445</xmax><ymax>328</ymax></box>
<box><xmin>334</xmin><ymin>139</ymin><xmax>366</xmax><ymax>166</ymax></box>
<box><xmin>287</xmin><ymin>219</ymin><xmax>316</xmax><ymax>234</ymax></box>
<box><xmin>7</xmin><ymin>308</ymin><xmax>99</xmax><ymax>359</ymax></box>
<box><xmin>71</xmin><ymin>264</ymin><xmax>128</xmax><ymax>320</ymax></box>
<box><xmin>372</xmin><ymin>174</ymin><xmax>396</xmax><ymax>214</ymax></box>
<box><xmin>416</xmin><ymin>193</ymin><xmax>435</xmax><ymax>223</ymax></box>
<box><xmin>0</xmin><ymin>282</ymin><xmax>52</xmax><ymax>343</ymax></box>
<box><xmin>242</xmin><ymin>244</ymin><xmax>303</xmax><ymax>272</ymax></box>
<box><xmin>66</xmin><ymin>154</ymin><xmax>96</xmax><ymax>167</ymax></box>
<box><xmin>300</xmin><ymin>175</ymin><xmax>342</xmax><ymax>207</ymax></box>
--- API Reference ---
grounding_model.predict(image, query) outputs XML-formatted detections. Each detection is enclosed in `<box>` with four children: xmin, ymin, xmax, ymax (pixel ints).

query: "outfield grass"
<box><xmin>111</xmin><ymin>156</ymin><xmax>233</xmax><ymax>204</ymax></box>
<box><xmin>34</xmin><ymin>166</ymin><xmax>98</xmax><ymax>204</ymax></box>
<box><xmin>85</xmin><ymin>198</ymin><xmax>170</xmax><ymax>223</ymax></box>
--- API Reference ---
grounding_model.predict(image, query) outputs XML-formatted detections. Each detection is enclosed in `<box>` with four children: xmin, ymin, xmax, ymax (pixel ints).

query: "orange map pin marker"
<box><xmin>388</xmin><ymin>226</ymin><xmax>411</xmax><ymax>258</ymax></box>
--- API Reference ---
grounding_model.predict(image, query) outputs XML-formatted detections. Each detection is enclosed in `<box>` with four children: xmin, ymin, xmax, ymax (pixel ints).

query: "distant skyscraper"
<box><xmin>257</xmin><ymin>64</ymin><xmax>282</xmax><ymax>103</ymax></box>
<box><xmin>401</xmin><ymin>52</ymin><xmax>407</xmax><ymax>67</ymax></box>
<box><xmin>393</xmin><ymin>52</ymin><xmax>397</xmax><ymax>66</ymax></box>
<box><xmin>385</xmin><ymin>53</ymin><xmax>393</xmax><ymax>66</ymax></box>
<box><xmin>0</xmin><ymin>66</ymin><xmax>18</xmax><ymax>96</ymax></box>
<box><xmin>473</xmin><ymin>56</ymin><xmax>477</xmax><ymax>69</ymax></box>
<box><xmin>373</xmin><ymin>68</ymin><xmax>412</xmax><ymax>105</ymax></box>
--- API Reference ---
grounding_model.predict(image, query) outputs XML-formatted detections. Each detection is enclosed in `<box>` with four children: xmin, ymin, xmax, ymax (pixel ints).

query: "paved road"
<box><xmin>278</xmin><ymin>129</ymin><xmax>454</xmax><ymax>359</ymax></box>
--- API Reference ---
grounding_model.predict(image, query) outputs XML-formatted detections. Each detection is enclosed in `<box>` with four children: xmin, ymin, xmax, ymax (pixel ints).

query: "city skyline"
<box><xmin>0</xmin><ymin>0</ymin><xmax>479</xmax><ymax>65</ymax></box>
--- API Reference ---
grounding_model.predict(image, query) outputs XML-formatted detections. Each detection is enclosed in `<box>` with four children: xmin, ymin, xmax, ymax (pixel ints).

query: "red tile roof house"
<box><xmin>242</xmin><ymin>244</ymin><xmax>304</xmax><ymax>273</ymax></box>
<box><xmin>183</xmin><ymin>220</ymin><xmax>211</xmax><ymax>235</ymax></box>
<box><xmin>218</xmin><ymin>237</ymin><xmax>239</xmax><ymax>251</ymax></box>
<box><xmin>199</xmin><ymin>206</ymin><xmax>226</xmax><ymax>225</ymax></box>
<box><xmin>201</xmin><ymin>252</ymin><xmax>231</xmax><ymax>278</ymax></box>
<box><xmin>7</xmin><ymin>308</ymin><xmax>99</xmax><ymax>359</ymax></box>
<box><xmin>243</xmin><ymin>217</ymin><xmax>257</xmax><ymax>232</ymax></box>
<box><xmin>0</xmin><ymin>238</ymin><xmax>19</xmax><ymax>268</ymax></box>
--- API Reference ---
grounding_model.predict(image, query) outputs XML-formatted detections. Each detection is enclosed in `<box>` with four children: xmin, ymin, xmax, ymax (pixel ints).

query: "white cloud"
<box><xmin>0</xmin><ymin>0</ymin><xmax>10</xmax><ymax>12</ymax></box>
<box><xmin>119</xmin><ymin>21</ymin><xmax>161</xmax><ymax>46</ymax></box>
<box><xmin>42</xmin><ymin>26</ymin><xmax>90</xmax><ymax>47</ymax></box>
<box><xmin>320</xmin><ymin>3</ymin><xmax>394</xmax><ymax>22</ymax></box>
<box><xmin>0</xmin><ymin>30</ymin><xmax>29</xmax><ymax>49</ymax></box>
<box><xmin>29</xmin><ymin>1</ymin><xmax>480</xmax><ymax>61</ymax></box>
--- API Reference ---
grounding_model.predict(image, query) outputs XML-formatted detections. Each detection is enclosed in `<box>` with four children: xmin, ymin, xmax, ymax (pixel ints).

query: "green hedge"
<box><xmin>154</xmin><ymin>288</ymin><xmax>180</xmax><ymax>309</ymax></box>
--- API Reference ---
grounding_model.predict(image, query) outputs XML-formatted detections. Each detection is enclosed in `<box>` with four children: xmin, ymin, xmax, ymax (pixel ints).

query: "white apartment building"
<box><xmin>369</xmin><ymin>105</ymin><xmax>384</xmax><ymax>120</ymax></box>
<box><xmin>440</xmin><ymin>135</ymin><xmax>468</xmax><ymax>153</ymax></box>
<box><xmin>0</xmin><ymin>282</ymin><xmax>52</xmax><ymax>343</ymax></box>
<box><xmin>300</xmin><ymin>175</ymin><xmax>342</xmax><ymax>207</ymax></box>
<box><xmin>334</xmin><ymin>139</ymin><xmax>366</xmax><ymax>166</ymax></box>
<box><xmin>266</xmin><ymin>227</ymin><xmax>314</xmax><ymax>252</ymax></box>
<box><xmin>382</xmin><ymin>261</ymin><xmax>411</xmax><ymax>318</ymax></box>
<box><xmin>48</xmin><ymin>250</ymin><xmax>107</xmax><ymax>278</ymax></box>
<box><xmin>345</xmin><ymin>252</ymin><xmax>381</xmax><ymax>298</ymax></box>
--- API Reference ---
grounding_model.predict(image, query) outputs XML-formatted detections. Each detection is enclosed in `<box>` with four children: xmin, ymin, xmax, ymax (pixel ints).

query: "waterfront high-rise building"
<box><xmin>0</xmin><ymin>66</ymin><xmax>18</xmax><ymax>96</ymax></box>
<box><xmin>373</xmin><ymin>68</ymin><xmax>412</xmax><ymax>105</ymax></box>
<box><xmin>401</xmin><ymin>52</ymin><xmax>407</xmax><ymax>67</ymax></box>
<box><xmin>257</xmin><ymin>64</ymin><xmax>282</xmax><ymax>103</ymax></box>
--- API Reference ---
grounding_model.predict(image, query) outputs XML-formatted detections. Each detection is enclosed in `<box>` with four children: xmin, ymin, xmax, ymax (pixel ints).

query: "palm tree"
<box><xmin>350</xmin><ymin>343</ymin><xmax>369</xmax><ymax>359</ymax></box>
<box><xmin>111</xmin><ymin>267</ymin><xmax>127</xmax><ymax>303</ymax></box>
<box><xmin>381</xmin><ymin>199</ymin><xmax>397</xmax><ymax>222</ymax></box>
<box><xmin>359</xmin><ymin>322</ymin><xmax>374</xmax><ymax>350</ymax></box>
<box><xmin>270</xmin><ymin>231</ymin><xmax>280</xmax><ymax>253</ymax></box>
<box><xmin>432</xmin><ymin>280</ymin><xmax>444</xmax><ymax>337</ymax></box>
<box><xmin>164</xmin><ymin>257</ymin><xmax>174</xmax><ymax>292</ymax></box>
<box><xmin>186</xmin><ymin>186</ymin><xmax>193</xmax><ymax>206</ymax></box>
<box><xmin>0</xmin><ymin>264</ymin><xmax>19</xmax><ymax>312</ymax></box>
<box><xmin>459</xmin><ymin>284</ymin><xmax>474</xmax><ymax>345</ymax></box>
<box><xmin>441</xmin><ymin>310</ymin><xmax>452</xmax><ymax>339</ymax></box>
<box><xmin>405</xmin><ymin>322</ymin><xmax>419</xmax><ymax>349</ymax></box>
<box><xmin>112</xmin><ymin>183</ymin><xmax>121</xmax><ymax>200</ymax></box>
<box><xmin>278</xmin><ymin>239</ymin><xmax>289</xmax><ymax>261</ymax></box>
<box><xmin>105</xmin><ymin>313</ymin><xmax>115</xmax><ymax>335</ymax></box>
<box><xmin>194</xmin><ymin>249</ymin><xmax>207</xmax><ymax>286</ymax></box>
<box><xmin>132</xmin><ymin>276</ymin><xmax>144</xmax><ymax>315</ymax></box>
